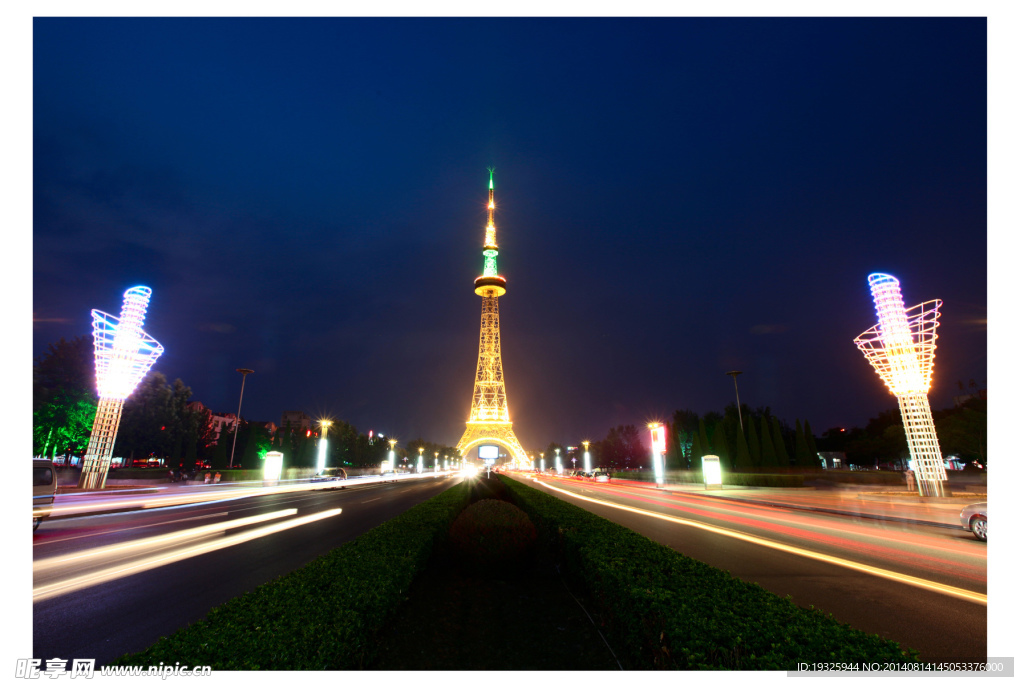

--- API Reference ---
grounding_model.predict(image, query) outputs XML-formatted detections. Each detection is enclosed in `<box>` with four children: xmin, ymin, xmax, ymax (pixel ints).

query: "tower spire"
<box><xmin>475</xmin><ymin>169</ymin><xmax>506</xmax><ymax>296</ymax></box>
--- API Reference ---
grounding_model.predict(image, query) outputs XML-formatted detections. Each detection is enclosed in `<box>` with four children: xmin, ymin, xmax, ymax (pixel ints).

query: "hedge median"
<box><xmin>501</xmin><ymin>475</ymin><xmax>917</xmax><ymax>670</ymax></box>
<box><xmin>110</xmin><ymin>481</ymin><xmax>471</xmax><ymax>670</ymax></box>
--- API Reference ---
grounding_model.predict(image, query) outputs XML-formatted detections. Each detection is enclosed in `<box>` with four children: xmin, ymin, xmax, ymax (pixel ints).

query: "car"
<box><xmin>33</xmin><ymin>458</ymin><xmax>57</xmax><ymax>531</ymax></box>
<box><xmin>594</xmin><ymin>470</ymin><xmax>610</xmax><ymax>483</ymax></box>
<box><xmin>311</xmin><ymin>467</ymin><xmax>348</xmax><ymax>489</ymax></box>
<box><xmin>959</xmin><ymin>502</ymin><xmax>987</xmax><ymax>541</ymax></box>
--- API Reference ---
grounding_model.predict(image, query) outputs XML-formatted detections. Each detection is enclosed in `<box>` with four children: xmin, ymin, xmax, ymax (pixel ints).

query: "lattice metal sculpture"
<box><xmin>456</xmin><ymin>171</ymin><xmax>530</xmax><ymax>466</ymax></box>
<box><xmin>79</xmin><ymin>286</ymin><xmax>164</xmax><ymax>489</ymax></box>
<box><xmin>854</xmin><ymin>273</ymin><xmax>947</xmax><ymax>496</ymax></box>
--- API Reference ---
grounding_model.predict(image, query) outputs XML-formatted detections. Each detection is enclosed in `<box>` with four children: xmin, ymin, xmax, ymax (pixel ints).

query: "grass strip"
<box><xmin>109</xmin><ymin>481</ymin><xmax>470</xmax><ymax>670</ymax></box>
<box><xmin>500</xmin><ymin>475</ymin><xmax>917</xmax><ymax>670</ymax></box>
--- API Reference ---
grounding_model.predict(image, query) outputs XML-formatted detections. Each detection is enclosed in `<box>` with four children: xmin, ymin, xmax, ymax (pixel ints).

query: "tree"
<box><xmin>793</xmin><ymin>417</ymin><xmax>810</xmax><ymax>467</ymax></box>
<box><xmin>747</xmin><ymin>419</ymin><xmax>761</xmax><ymax>467</ymax></box>
<box><xmin>689</xmin><ymin>426</ymin><xmax>705</xmax><ymax>467</ymax></box>
<box><xmin>760</xmin><ymin>415</ymin><xmax>777</xmax><ymax>468</ymax></box>
<box><xmin>771</xmin><ymin>417</ymin><xmax>790</xmax><ymax>467</ymax></box>
<box><xmin>33</xmin><ymin>388</ymin><xmax>96</xmax><ymax>459</ymax></box>
<box><xmin>804</xmin><ymin>420</ymin><xmax>819</xmax><ymax>467</ymax></box>
<box><xmin>711</xmin><ymin>421</ymin><xmax>730</xmax><ymax>470</ymax></box>
<box><xmin>733</xmin><ymin>423</ymin><xmax>752</xmax><ymax>470</ymax></box>
<box><xmin>697</xmin><ymin>419</ymin><xmax>711</xmax><ymax>464</ymax></box>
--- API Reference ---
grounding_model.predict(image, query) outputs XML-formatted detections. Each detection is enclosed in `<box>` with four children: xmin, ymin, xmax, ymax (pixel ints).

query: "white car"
<box><xmin>959</xmin><ymin>502</ymin><xmax>986</xmax><ymax>541</ymax></box>
<box><xmin>33</xmin><ymin>458</ymin><xmax>57</xmax><ymax>531</ymax></box>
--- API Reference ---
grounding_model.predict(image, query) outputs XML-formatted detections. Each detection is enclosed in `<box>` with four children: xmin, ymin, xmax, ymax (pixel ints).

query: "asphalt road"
<box><xmin>33</xmin><ymin>475</ymin><xmax>459</xmax><ymax>666</ymax></box>
<box><xmin>513</xmin><ymin>474</ymin><xmax>987</xmax><ymax>663</ymax></box>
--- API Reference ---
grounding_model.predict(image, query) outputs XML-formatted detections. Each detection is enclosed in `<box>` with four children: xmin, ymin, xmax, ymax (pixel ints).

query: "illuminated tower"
<box><xmin>854</xmin><ymin>273</ymin><xmax>947</xmax><ymax>496</ymax></box>
<box><xmin>456</xmin><ymin>171</ymin><xmax>529</xmax><ymax>466</ymax></box>
<box><xmin>79</xmin><ymin>286</ymin><xmax>164</xmax><ymax>489</ymax></box>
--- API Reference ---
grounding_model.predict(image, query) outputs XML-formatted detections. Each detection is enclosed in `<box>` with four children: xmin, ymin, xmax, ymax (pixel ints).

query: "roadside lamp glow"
<box><xmin>702</xmin><ymin>455</ymin><xmax>722</xmax><ymax>489</ymax></box>
<box><xmin>316</xmin><ymin>419</ymin><xmax>332</xmax><ymax>475</ymax></box>
<box><xmin>388</xmin><ymin>439</ymin><xmax>397</xmax><ymax>472</ymax></box>
<box><xmin>854</xmin><ymin>273</ymin><xmax>947</xmax><ymax>496</ymax></box>
<box><xmin>648</xmin><ymin>423</ymin><xmax>666</xmax><ymax>486</ymax></box>
<box><xmin>540</xmin><ymin>453</ymin><xmax>545</xmax><ymax>473</ymax></box>
<box><xmin>79</xmin><ymin>286</ymin><xmax>164</xmax><ymax>490</ymax></box>
<box><xmin>555</xmin><ymin>448</ymin><xmax>562</xmax><ymax>475</ymax></box>
<box><xmin>417</xmin><ymin>447</ymin><xmax>424</xmax><ymax>474</ymax></box>
<box><xmin>583</xmin><ymin>440</ymin><xmax>591</xmax><ymax>474</ymax></box>
<box><xmin>264</xmin><ymin>451</ymin><xmax>284</xmax><ymax>485</ymax></box>
<box><xmin>435</xmin><ymin>451</ymin><xmax>439</xmax><ymax>473</ymax></box>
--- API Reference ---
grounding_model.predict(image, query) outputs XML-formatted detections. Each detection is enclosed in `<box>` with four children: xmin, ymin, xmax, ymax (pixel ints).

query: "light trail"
<box><xmin>33</xmin><ymin>509</ymin><xmax>298</xmax><ymax>573</ymax></box>
<box><xmin>533</xmin><ymin>479</ymin><xmax>986</xmax><ymax>606</ymax></box>
<box><xmin>33</xmin><ymin>508</ymin><xmax>341</xmax><ymax>602</ymax></box>
<box><xmin>48</xmin><ymin>470</ymin><xmax>456</xmax><ymax>519</ymax></box>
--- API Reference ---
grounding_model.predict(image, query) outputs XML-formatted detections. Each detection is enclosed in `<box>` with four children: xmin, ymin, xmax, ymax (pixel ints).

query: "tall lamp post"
<box><xmin>388</xmin><ymin>439</ymin><xmax>397</xmax><ymax>472</ymax></box>
<box><xmin>417</xmin><ymin>447</ymin><xmax>424</xmax><ymax>474</ymax></box>
<box><xmin>583</xmin><ymin>440</ymin><xmax>591</xmax><ymax>474</ymax></box>
<box><xmin>555</xmin><ymin>447</ymin><xmax>562</xmax><ymax>475</ymax></box>
<box><xmin>648</xmin><ymin>422</ymin><xmax>667</xmax><ymax>487</ymax></box>
<box><xmin>228</xmin><ymin>368</ymin><xmax>254</xmax><ymax>469</ymax></box>
<box><xmin>434</xmin><ymin>451</ymin><xmax>439</xmax><ymax>473</ymax></box>
<box><xmin>316</xmin><ymin>419</ymin><xmax>332</xmax><ymax>475</ymax></box>
<box><xmin>540</xmin><ymin>452</ymin><xmax>545</xmax><ymax>473</ymax></box>
<box><xmin>726</xmin><ymin>370</ymin><xmax>744</xmax><ymax>434</ymax></box>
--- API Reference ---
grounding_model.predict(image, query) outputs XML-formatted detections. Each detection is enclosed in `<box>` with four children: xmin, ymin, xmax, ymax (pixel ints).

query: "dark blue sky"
<box><xmin>32</xmin><ymin>18</ymin><xmax>987</xmax><ymax>450</ymax></box>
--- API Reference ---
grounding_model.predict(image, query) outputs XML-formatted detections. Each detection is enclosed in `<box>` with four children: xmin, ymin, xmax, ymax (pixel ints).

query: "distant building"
<box><xmin>818</xmin><ymin>451</ymin><xmax>848</xmax><ymax>470</ymax></box>
<box><xmin>280</xmin><ymin>411</ymin><xmax>312</xmax><ymax>433</ymax></box>
<box><xmin>251</xmin><ymin>421</ymin><xmax>278</xmax><ymax>436</ymax></box>
<box><xmin>210</xmin><ymin>412</ymin><xmax>240</xmax><ymax>442</ymax></box>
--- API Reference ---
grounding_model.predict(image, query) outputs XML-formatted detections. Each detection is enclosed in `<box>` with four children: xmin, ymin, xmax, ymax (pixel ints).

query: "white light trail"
<box><xmin>34</xmin><ymin>508</ymin><xmax>341</xmax><ymax>602</ymax></box>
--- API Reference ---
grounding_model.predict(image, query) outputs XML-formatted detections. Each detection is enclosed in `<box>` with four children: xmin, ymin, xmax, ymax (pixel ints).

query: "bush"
<box><xmin>612</xmin><ymin>470</ymin><xmax>804</xmax><ymax>488</ymax></box>
<box><xmin>110</xmin><ymin>481</ymin><xmax>471</xmax><ymax>670</ymax></box>
<box><xmin>500</xmin><ymin>475</ymin><xmax>916</xmax><ymax>670</ymax></box>
<box><xmin>448</xmin><ymin>499</ymin><xmax>537</xmax><ymax>576</ymax></box>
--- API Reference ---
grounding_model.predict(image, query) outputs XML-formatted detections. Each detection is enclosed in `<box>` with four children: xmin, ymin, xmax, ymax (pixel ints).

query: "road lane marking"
<box><xmin>34</xmin><ymin>508</ymin><xmax>341</xmax><ymax>602</ymax></box>
<box><xmin>533</xmin><ymin>479</ymin><xmax>986</xmax><ymax>606</ymax></box>
<box><xmin>360</xmin><ymin>498</ymin><xmax>381</xmax><ymax>503</ymax></box>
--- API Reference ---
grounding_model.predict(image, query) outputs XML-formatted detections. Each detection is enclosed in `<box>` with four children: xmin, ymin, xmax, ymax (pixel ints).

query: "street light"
<box><xmin>316</xmin><ymin>419</ymin><xmax>332</xmax><ymax>474</ymax></box>
<box><xmin>388</xmin><ymin>439</ymin><xmax>397</xmax><ymax>472</ymax></box>
<box><xmin>228</xmin><ymin>368</ymin><xmax>254</xmax><ymax>469</ymax></box>
<box><xmin>583</xmin><ymin>440</ymin><xmax>591</xmax><ymax>474</ymax></box>
<box><xmin>648</xmin><ymin>422</ymin><xmax>667</xmax><ymax>487</ymax></box>
<box><xmin>435</xmin><ymin>451</ymin><xmax>439</xmax><ymax>473</ymax></box>
<box><xmin>726</xmin><ymin>370</ymin><xmax>744</xmax><ymax>434</ymax></box>
<box><xmin>417</xmin><ymin>447</ymin><xmax>424</xmax><ymax>474</ymax></box>
<box><xmin>555</xmin><ymin>447</ymin><xmax>562</xmax><ymax>475</ymax></box>
<box><xmin>540</xmin><ymin>452</ymin><xmax>545</xmax><ymax>473</ymax></box>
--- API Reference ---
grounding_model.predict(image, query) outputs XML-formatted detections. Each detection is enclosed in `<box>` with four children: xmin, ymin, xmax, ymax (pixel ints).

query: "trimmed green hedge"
<box><xmin>501</xmin><ymin>475</ymin><xmax>917</xmax><ymax>670</ymax></box>
<box><xmin>110</xmin><ymin>481</ymin><xmax>471</xmax><ymax>670</ymax></box>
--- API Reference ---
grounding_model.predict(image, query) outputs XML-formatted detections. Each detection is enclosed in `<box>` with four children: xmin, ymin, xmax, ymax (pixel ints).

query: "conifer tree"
<box><xmin>711</xmin><ymin>422</ymin><xmax>730</xmax><ymax>470</ymax></box>
<box><xmin>772</xmin><ymin>417</ymin><xmax>790</xmax><ymax>467</ymax></box>
<box><xmin>794</xmin><ymin>417</ymin><xmax>809</xmax><ymax>466</ymax></box>
<box><xmin>760</xmin><ymin>415</ymin><xmax>777</xmax><ymax>468</ymax></box>
<box><xmin>804</xmin><ymin>419</ymin><xmax>819</xmax><ymax>467</ymax></box>
<box><xmin>734</xmin><ymin>423</ymin><xmax>752</xmax><ymax>470</ymax></box>
<box><xmin>747</xmin><ymin>419</ymin><xmax>761</xmax><ymax>467</ymax></box>
<box><xmin>697</xmin><ymin>419</ymin><xmax>711</xmax><ymax>462</ymax></box>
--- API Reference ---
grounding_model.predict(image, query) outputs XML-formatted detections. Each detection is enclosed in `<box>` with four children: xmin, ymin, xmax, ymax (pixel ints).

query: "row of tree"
<box><xmin>33</xmin><ymin>336</ymin><xmax>462</xmax><ymax>472</ymax></box>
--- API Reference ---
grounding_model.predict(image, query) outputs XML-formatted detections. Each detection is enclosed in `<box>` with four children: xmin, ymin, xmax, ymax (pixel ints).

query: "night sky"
<box><xmin>32</xmin><ymin>17</ymin><xmax>987</xmax><ymax>450</ymax></box>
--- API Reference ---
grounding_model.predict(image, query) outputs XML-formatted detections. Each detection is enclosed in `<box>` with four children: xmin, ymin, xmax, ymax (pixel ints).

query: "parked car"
<box><xmin>959</xmin><ymin>502</ymin><xmax>987</xmax><ymax>541</ymax></box>
<box><xmin>311</xmin><ymin>467</ymin><xmax>348</xmax><ymax>489</ymax></box>
<box><xmin>33</xmin><ymin>458</ymin><xmax>57</xmax><ymax>531</ymax></box>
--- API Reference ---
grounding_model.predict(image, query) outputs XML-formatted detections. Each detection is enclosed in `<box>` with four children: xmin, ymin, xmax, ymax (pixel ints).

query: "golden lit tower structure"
<box><xmin>456</xmin><ymin>171</ymin><xmax>529</xmax><ymax>466</ymax></box>
<box><xmin>79</xmin><ymin>286</ymin><xmax>164</xmax><ymax>490</ymax></box>
<box><xmin>855</xmin><ymin>273</ymin><xmax>947</xmax><ymax>496</ymax></box>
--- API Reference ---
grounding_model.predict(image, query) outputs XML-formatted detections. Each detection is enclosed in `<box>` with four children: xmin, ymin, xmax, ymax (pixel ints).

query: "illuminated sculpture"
<box><xmin>79</xmin><ymin>286</ymin><xmax>164</xmax><ymax>489</ymax></box>
<box><xmin>316</xmin><ymin>419</ymin><xmax>332</xmax><ymax>474</ymax></box>
<box><xmin>455</xmin><ymin>171</ymin><xmax>530</xmax><ymax>465</ymax></box>
<box><xmin>854</xmin><ymin>273</ymin><xmax>947</xmax><ymax>496</ymax></box>
<box><xmin>648</xmin><ymin>423</ymin><xmax>667</xmax><ymax>486</ymax></box>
